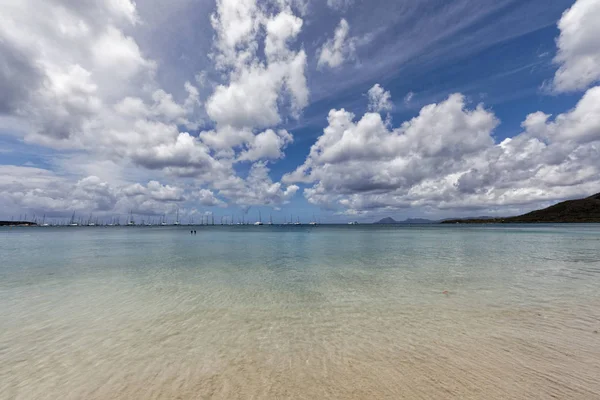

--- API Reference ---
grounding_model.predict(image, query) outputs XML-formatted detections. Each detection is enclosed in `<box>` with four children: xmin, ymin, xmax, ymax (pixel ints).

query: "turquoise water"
<box><xmin>1</xmin><ymin>225</ymin><xmax>600</xmax><ymax>399</ymax></box>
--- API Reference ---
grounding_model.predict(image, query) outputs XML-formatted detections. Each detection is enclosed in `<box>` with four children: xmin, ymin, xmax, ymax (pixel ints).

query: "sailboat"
<box><xmin>41</xmin><ymin>214</ymin><xmax>49</xmax><ymax>227</ymax></box>
<box><xmin>69</xmin><ymin>211</ymin><xmax>78</xmax><ymax>226</ymax></box>
<box><xmin>268</xmin><ymin>214</ymin><xmax>273</xmax><ymax>225</ymax></box>
<box><xmin>127</xmin><ymin>210</ymin><xmax>135</xmax><ymax>226</ymax></box>
<box><xmin>309</xmin><ymin>214</ymin><xmax>317</xmax><ymax>226</ymax></box>
<box><xmin>254</xmin><ymin>211</ymin><xmax>263</xmax><ymax>226</ymax></box>
<box><xmin>174</xmin><ymin>209</ymin><xmax>180</xmax><ymax>226</ymax></box>
<box><xmin>294</xmin><ymin>216</ymin><xmax>301</xmax><ymax>226</ymax></box>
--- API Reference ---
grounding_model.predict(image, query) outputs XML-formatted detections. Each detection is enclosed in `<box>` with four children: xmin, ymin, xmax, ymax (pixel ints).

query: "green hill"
<box><xmin>442</xmin><ymin>193</ymin><xmax>600</xmax><ymax>224</ymax></box>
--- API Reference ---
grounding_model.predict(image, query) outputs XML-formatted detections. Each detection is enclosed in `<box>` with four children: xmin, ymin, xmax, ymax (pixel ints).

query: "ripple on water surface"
<box><xmin>1</xmin><ymin>225</ymin><xmax>599</xmax><ymax>399</ymax></box>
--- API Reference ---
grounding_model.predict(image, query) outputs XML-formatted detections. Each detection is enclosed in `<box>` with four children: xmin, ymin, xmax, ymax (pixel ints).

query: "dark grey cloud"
<box><xmin>0</xmin><ymin>39</ymin><xmax>40</xmax><ymax>115</ymax></box>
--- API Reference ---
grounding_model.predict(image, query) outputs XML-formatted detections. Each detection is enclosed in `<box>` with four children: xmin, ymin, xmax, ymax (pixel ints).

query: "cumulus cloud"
<box><xmin>194</xmin><ymin>189</ymin><xmax>226</xmax><ymax>207</ymax></box>
<box><xmin>284</xmin><ymin>86</ymin><xmax>600</xmax><ymax>214</ymax></box>
<box><xmin>552</xmin><ymin>0</ymin><xmax>600</xmax><ymax>92</ymax></box>
<box><xmin>0</xmin><ymin>164</ymin><xmax>236</xmax><ymax>224</ymax></box>
<box><xmin>0</xmin><ymin>0</ymin><xmax>200</xmax><ymax>154</ymax></box>
<box><xmin>7</xmin><ymin>0</ymin><xmax>598</xmax><ymax>219</ymax></box>
<box><xmin>215</xmin><ymin>162</ymin><xmax>299</xmax><ymax>207</ymax></box>
<box><xmin>205</xmin><ymin>57</ymin><xmax>308</xmax><ymax>129</ymax></box>
<box><xmin>522</xmin><ymin>86</ymin><xmax>600</xmax><ymax>144</ymax></box>
<box><xmin>367</xmin><ymin>84</ymin><xmax>393</xmax><ymax>113</ymax></box>
<box><xmin>0</xmin><ymin>166</ymin><xmax>194</xmax><ymax>218</ymax></box>
<box><xmin>206</xmin><ymin>1</ymin><xmax>308</xmax><ymax>129</ymax></box>
<box><xmin>127</xmin><ymin>131</ymin><xmax>220</xmax><ymax>177</ymax></box>
<box><xmin>0</xmin><ymin>0</ymin><xmax>302</xmax><ymax>211</ymax></box>
<box><xmin>238</xmin><ymin>129</ymin><xmax>294</xmax><ymax>162</ymax></box>
<box><xmin>122</xmin><ymin>180</ymin><xmax>185</xmax><ymax>202</ymax></box>
<box><xmin>317</xmin><ymin>19</ymin><xmax>355</xmax><ymax>69</ymax></box>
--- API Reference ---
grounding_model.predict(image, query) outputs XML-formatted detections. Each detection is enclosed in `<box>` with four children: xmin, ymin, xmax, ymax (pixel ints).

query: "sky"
<box><xmin>1</xmin><ymin>0</ymin><xmax>600</xmax><ymax>223</ymax></box>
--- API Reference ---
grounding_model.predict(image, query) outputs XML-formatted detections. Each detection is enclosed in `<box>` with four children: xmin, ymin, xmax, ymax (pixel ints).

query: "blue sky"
<box><xmin>1</xmin><ymin>0</ymin><xmax>600</xmax><ymax>223</ymax></box>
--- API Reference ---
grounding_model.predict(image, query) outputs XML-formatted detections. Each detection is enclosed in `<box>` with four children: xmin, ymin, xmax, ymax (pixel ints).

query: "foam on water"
<box><xmin>1</xmin><ymin>225</ymin><xmax>599</xmax><ymax>399</ymax></box>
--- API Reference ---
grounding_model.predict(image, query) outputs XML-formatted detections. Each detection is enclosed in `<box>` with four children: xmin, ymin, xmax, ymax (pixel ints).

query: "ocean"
<box><xmin>1</xmin><ymin>224</ymin><xmax>599</xmax><ymax>399</ymax></box>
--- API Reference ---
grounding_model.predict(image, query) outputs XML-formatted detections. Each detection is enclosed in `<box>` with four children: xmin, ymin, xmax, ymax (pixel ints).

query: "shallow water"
<box><xmin>1</xmin><ymin>224</ymin><xmax>599</xmax><ymax>399</ymax></box>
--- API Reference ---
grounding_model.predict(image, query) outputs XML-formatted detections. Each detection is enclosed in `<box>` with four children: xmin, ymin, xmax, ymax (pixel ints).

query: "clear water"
<box><xmin>1</xmin><ymin>225</ymin><xmax>599</xmax><ymax>399</ymax></box>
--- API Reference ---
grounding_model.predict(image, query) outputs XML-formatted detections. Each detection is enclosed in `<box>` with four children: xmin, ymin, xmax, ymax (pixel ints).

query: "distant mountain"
<box><xmin>442</xmin><ymin>193</ymin><xmax>600</xmax><ymax>224</ymax></box>
<box><xmin>374</xmin><ymin>217</ymin><xmax>398</xmax><ymax>224</ymax></box>
<box><xmin>374</xmin><ymin>217</ymin><xmax>435</xmax><ymax>224</ymax></box>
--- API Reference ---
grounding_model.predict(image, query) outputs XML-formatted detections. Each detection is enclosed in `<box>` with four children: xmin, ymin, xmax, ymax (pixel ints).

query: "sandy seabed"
<box><xmin>2</xmin><ymin>298</ymin><xmax>599</xmax><ymax>400</ymax></box>
<box><xmin>2</xmin><ymin>225</ymin><xmax>600</xmax><ymax>399</ymax></box>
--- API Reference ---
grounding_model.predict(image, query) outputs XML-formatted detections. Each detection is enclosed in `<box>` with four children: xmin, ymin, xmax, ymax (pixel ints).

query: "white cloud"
<box><xmin>522</xmin><ymin>86</ymin><xmax>600</xmax><ymax>144</ymax></box>
<box><xmin>206</xmin><ymin>61</ymin><xmax>298</xmax><ymax>129</ymax></box>
<box><xmin>238</xmin><ymin>129</ymin><xmax>294</xmax><ymax>162</ymax></box>
<box><xmin>123</xmin><ymin>180</ymin><xmax>185</xmax><ymax>202</ymax></box>
<box><xmin>284</xmin><ymin>86</ymin><xmax>600</xmax><ymax>214</ymax></box>
<box><xmin>91</xmin><ymin>26</ymin><xmax>155</xmax><ymax>81</ymax></box>
<box><xmin>0</xmin><ymin>0</ymin><xmax>197</xmax><ymax>153</ymax></box>
<box><xmin>265</xmin><ymin>11</ymin><xmax>304</xmax><ymax>59</ymax></box>
<box><xmin>317</xmin><ymin>19</ymin><xmax>355</xmax><ymax>69</ymax></box>
<box><xmin>206</xmin><ymin>1</ymin><xmax>309</xmax><ymax>129</ymax></box>
<box><xmin>12</xmin><ymin>0</ymin><xmax>596</xmax><ymax>219</ymax></box>
<box><xmin>0</xmin><ymin>165</ymin><xmax>232</xmax><ymax>220</ymax></box>
<box><xmin>0</xmin><ymin>0</ymin><xmax>302</xmax><ymax>211</ymax></box>
<box><xmin>125</xmin><ymin>131</ymin><xmax>230</xmax><ymax>182</ymax></box>
<box><xmin>210</xmin><ymin>0</ymin><xmax>261</xmax><ymax>70</ymax></box>
<box><xmin>194</xmin><ymin>189</ymin><xmax>226</xmax><ymax>207</ymax></box>
<box><xmin>326</xmin><ymin>0</ymin><xmax>354</xmax><ymax>12</ymax></box>
<box><xmin>215</xmin><ymin>162</ymin><xmax>299</xmax><ymax>207</ymax></box>
<box><xmin>552</xmin><ymin>0</ymin><xmax>600</xmax><ymax>92</ymax></box>
<box><xmin>0</xmin><ymin>166</ymin><xmax>176</xmax><ymax>216</ymax></box>
<box><xmin>106</xmin><ymin>0</ymin><xmax>139</xmax><ymax>24</ymax></box>
<box><xmin>367</xmin><ymin>84</ymin><xmax>393</xmax><ymax>113</ymax></box>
